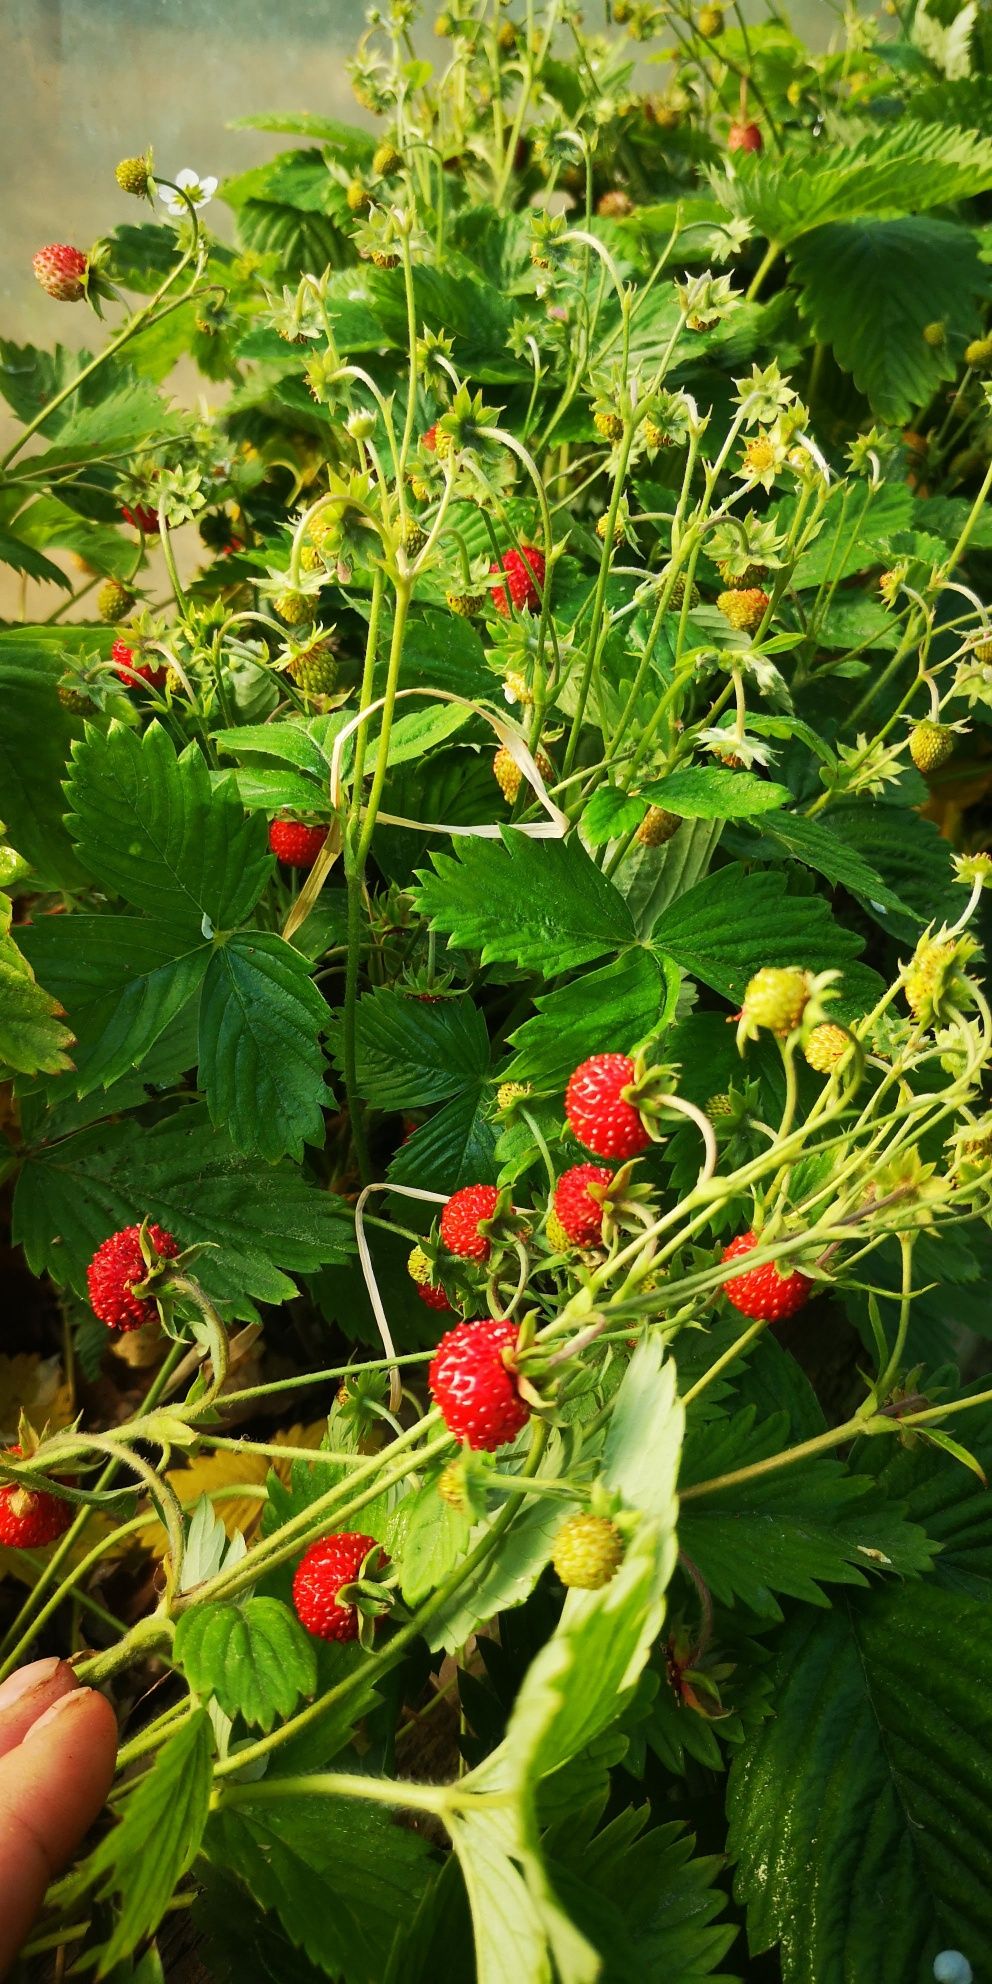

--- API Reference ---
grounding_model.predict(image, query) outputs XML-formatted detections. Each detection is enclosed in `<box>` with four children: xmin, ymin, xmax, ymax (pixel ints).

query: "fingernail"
<box><xmin>22</xmin><ymin>1689</ymin><xmax>90</xmax><ymax>1743</ymax></box>
<box><xmin>0</xmin><ymin>1657</ymin><xmax>62</xmax><ymax>1709</ymax></box>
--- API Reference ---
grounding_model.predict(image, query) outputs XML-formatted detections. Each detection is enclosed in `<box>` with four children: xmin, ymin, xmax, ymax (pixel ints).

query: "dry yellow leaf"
<box><xmin>0</xmin><ymin>1355</ymin><xmax>74</xmax><ymax>1445</ymax></box>
<box><xmin>142</xmin><ymin>1421</ymin><xmax>329</xmax><ymax>1561</ymax></box>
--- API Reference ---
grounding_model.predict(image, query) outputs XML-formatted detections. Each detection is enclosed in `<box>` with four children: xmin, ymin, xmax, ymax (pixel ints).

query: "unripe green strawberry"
<box><xmin>496</xmin><ymin>1081</ymin><xmax>530</xmax><ymax>1111</ymax></box>
<box><xmin>804</xmin><ymin>1023</ymin><xmax>851</xmax><ymax>1074</ymax></box>
<box><xmin>594</xmin><ymin>409</ymin><xmax>624</xmax><ymax>442</ymax></box>
<box><xmin>373</xmin><ymin>142</ymin><xmax>403</xmax><ymax>176</ymax></box>
<box><xmin>922</xmin><ymin>321</ymin><xmax>946</xmax><ymax>349</ymax></box>
<box><xmin>546</xmin><ymin>1208</ymin><xmax>571</xmax><ymax>1252</ymax></box>
<box><xmin>910</xmin><ymin>720</ymin><xmax>953</xmax><ymax>774</ymax></box>
<box><xmin>905</xmin><ymin>938</ymin><xmax>957</xmax><ymax>1019</ymax></box>
<box><xmin>965</xmin><ymin>334</ymin><xmax>992</xmax><ymax>371</ymax></box>
<box><xmin>493</xmin><ymin>743</ymin><xmax>553</xmax><ymax>803</ymax></box>
<box><xmin>446</xmin><ymin>589</ymin><xmax>485</xmax><ymax>616</ymax></box>
<box><xmin>437</xmin><ymin>1461</ymin><xmax>465</xmax><ymax>1509</ymax></box>
<box><xmin>97</xmin><ymin>578</ymin><xmax>135</xmax><ymax>624</ymax></box>
<box><xmin>346</xmin><ymin>179</ymin><xmax>370</xmax><ymax>213</ymax></box>
<box><xmin>705</xmin><ymin>1092</ymin><xmax>733</xmax><ymax>1120</ymax></box>
<box><xmin>401</xmin><ymin>519</ymin><xmax>427</xmax><ymax>558</ymax></box>
<box><xmin>115</xmin><ymin>154</ymin><xmax>151</xmax><ymax>197</ymax></box>
<box><xmin>552</xmin><ymin>1513</ymin><xmax>624</xmax><ymax>1590</ymax></box>
<box><xmin>742</xmin><ymin>966</ymin><xmax>810</xmax><ymax>1037</ymax></box>
<box><xmin>698</xmin><ymin>3</ymin><xmax>724</xmax><ymax>33</ymax></box>
<box><xmin>717</xmin><ymin>586</ymin><xmax>770</xmax><ymax>633</ymax></box>
<box><xmin>497</xmin><ymin>18</ymin><xmax>517</xmax><ymax>50</ymax></box>
<box><xmin>274</xmin><ymin>588</ymin><xmax>312</xmax><ymax>626</ymax></box>
<box><xmin>300</xmin><ymin>544</ymin><xmax>324</xmax><ymax>574</ymax></box>
<box><xmin>57</xmin><ymin>680</ymin><xmax>90</xmax><ymax>713</ymax></box>
<box><xmin>636</xmin><ymin>805</ymin><xmax>681</xmax><ymax>847</ymax></box>
<box><xmin>289</xmin><ymin>644</ymin><xmax>338</xmax><ymax>697</ymax></box>
<box><xmin>973</xmin><ymin>638</ymin><xmax>992</xmax><ymax>665</ymax></box>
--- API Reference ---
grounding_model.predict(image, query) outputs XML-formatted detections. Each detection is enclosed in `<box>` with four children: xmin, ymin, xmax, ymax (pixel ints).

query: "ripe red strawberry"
<box><xmin>407</xmin><ymin>1244</ymin><xmax>452</xmax><ymax>1313</ymax></box>
<box><xmin>565</xmin><ymin>1054</ymin><xmax>649</xmax><ymax>1159</ymax></box>
<box><xmin>33</xmin><ymin>244</ymin><xmax>88</xmax><ymax>301</ymax></box>
<box><xmin>489</xmin><ymin>545</ymin><xmax>546</xmax><ymax>616</ymax></box>
<box><xmin>428</xmin><ymin>1317</ymin><xmax>529</xmax><ymax>1450</ymax></box>
<box><xmin>423</xmin><ymin>423</ymin><xmax>438</xmax><ymax>452</ymax></box>
<box><xmin>728</xmin><ymin>121</ymin><xmax>763</xmax><ymax>153</ymax></box>
<box><xmin>292</xmin><ymin>1531</ymin><xmax>384</xmax><ymax>1642</ymax></box>
<box><xmin>720</xmin><ymin>1231</ymin><xmax>812</xmax><ymax>1322</ymax></box>
<box><xmin>268</xmin><ymin>819</ymin><xmax>328</xmax><ymax>867</ymax></box>
<box><xmin>417</xmin><ymin>1280</ymin><xmax>453</xmax><ymax>1312</ymax></box>
<box><xmin>440</xmin><ymin>1183</ymin><xmax>499</xmax><ymax>1261</ymax></box>
<box><xmin>121</xmin><ymin>502</ymin><xmax>160</xmax><ymax>534</ymax></box>
<box><xmin>112</xmin><ymin>638</ymin><xmax>168</xmax><ymax>690</ymax></box>
<box><xmin>553</xmin><ymin>1164</ymin><xmax>614</xmax><ymax>1246</ymax></box>
<box><xmin>0</xmin><ymin>1449</ymin><xmax>73</xmax><ymax>1549</ymax></box>
<box><xmin>87</xmin><ymin>1223</ymin><xmax>179</xmax><ymax>1332</ymax></box>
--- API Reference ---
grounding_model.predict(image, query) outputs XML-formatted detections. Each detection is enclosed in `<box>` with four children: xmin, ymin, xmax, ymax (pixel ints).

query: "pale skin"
<box><xmin>0</xmin><ymin>1658</ymin><xmax>116</xmax><ymax>1976</ymax></box>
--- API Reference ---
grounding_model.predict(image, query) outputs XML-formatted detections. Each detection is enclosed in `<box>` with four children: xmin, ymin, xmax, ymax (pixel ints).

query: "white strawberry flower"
<box><xmin>159</xmin><ymin>168</ymin><xmax>218</xmax><ymax>216</ymax></box>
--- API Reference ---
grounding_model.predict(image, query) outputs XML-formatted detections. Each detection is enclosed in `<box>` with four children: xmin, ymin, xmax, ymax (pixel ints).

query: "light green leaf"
<box><xmin>330</xmin><ymin>988</ymin><xmax>490</xmax><ymax>1111</ymax></box>
<box><xmin>13</xmin><ymin>1104</ymin><xmax>354</xmax><ymax>1322</ymax></box>
<box><xmin>505</xmin><ymin>951</ymin><xmax>678</xmax><ymax>1092</ymax></box>
<box><xmin>652</xmin><ymin>862</ymin><xmax>862</xmax><ymax>1001</ymax></box>
<box><xmin>198</xmin><ymin>932</ymin><xmax>329</xmax><ymax>1161</ymax></box>
<box><xmin>88</xmin><ymin>1710</ymin><xmax>212</xmax><ymax>1968</ymax></box>
<box><xmin>204</xmin><ymin>1793</ymin><xmax>430</xmax><ymax>1982</ymax></box>
<box><xmin>394</xmin><ymin>1477</ymin><xmax>471</xmax><ymax>1608</ymax></box>
<box><xmin>642</xmin><ymin>766</ymin><xmax>792</xmax><ymax>819</ymax></box>
<box><xmin>0</xmin><ymin>898</ymin><xmax>74</xmax><ymax>1078</ymax></box>
<box><xmin>603</xmin><ymin>1339</ymin><xmax>684</xmax><ymax>1521</ymax></box>
<box><xmin>776</xmin><ymin>481</ymin><xmax>914</xmax><ymax>590</ymax></box>
<box><xmin>175</xmin><ymin>1598</ymin><xmax>317</xmax><ymax>1732</ymax></box>
<box><xmin>5</xmin><ymin>377</ymin><xmax>183</xmax><ymax>481</ymax></box>
<box><xmin>0</xmin><ymin>528</ymin><xmax>72</xmax><ymax>588</ymax></box>
<box><xmin>791</xmin><ymin>218</ymin><xmax>986</xmax><ymax>424</ymax></box>
<box><xmin>18</xmin><ymin>914</ymin><xmax>208</xmax><ymax>1096</ymax></box>
<box><xmin>11</xmin><ymin>494</ymin><xmax>139</xmax><ymax>579</ymax></box>
<box><xmin>582</xmin><ymin>787</ymin><xmax>648</xmax><ymax>847</ymax></box>
<box><xmin>66</xmin><ymin>722</ymin><xmax>271</xmax><ymax>933</ymax></box>
<box><xmin>378</xmin><ymin>701</ymin><xmax>471</xmax><ymax>767</ymax></box>
<box><xmin>416</xmin><ymin>832</ymin><xmax>636</xmax><ymax>974</ymax></box>
<box><xmin>728</xmin><ymin>1585</ymin><xmax>992</xmax><ymax>1982</ymax></box>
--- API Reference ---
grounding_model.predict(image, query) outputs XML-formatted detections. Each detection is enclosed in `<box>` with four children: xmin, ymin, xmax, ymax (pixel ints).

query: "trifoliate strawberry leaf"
<box><xmin>415</xmin><ymin>831</ymin><xmax>636</xmax><ymax>973</ymax></box>
<box><xmin>0</xmin><ymin>897</ymin><xmax>74</xmax><ymax>1078</ymax></box>
<box><xmin>66</xmin><ymin>721</ymin><xmax>271</xmax><ymax>934</ymax></box>
<box><xmin>791</xmin><ymin>217</ymin><xmax>987</xmax><ymax>424</ymax></box>
<box><xmin>727</xmin><ymin>1584</ymin><xmax>992</xmax><ymax>1983</ymax></box>
<box><xmin>84</xmin><ymin>1709</ymin><xmax>212</xmax><ymax>1968</ymax></box>
<box><xmin>505</xmin><ymin>951</ymin><xmax>678</xmax><ymax>1092</ymax></box>
<box><xmin>18</xmin><ymin>914</ymin><xmax>208</xmax><ymax>1096</ymax></box>
<box><xmin>652</xmin><ymin>862</ymin><xmax>862</xmax><ymax>1002</ymax></box>
<box><xmin>205</xmin><ymin>1794</ymin><xmax>431</xmax><ymax>1983</ymax></box>
<box><xmin>679</xmin><ymin>1408</ymin><xmax>935</xmax><ymax>1617</ymax></box>
<box><xmin>714</xmin><ymin>119</ymin><xmax>992</xmax><ymax>244</ymax></box>
<box><xmin>387</xmin><ymin>1083</ymin><xmax>498</xmax><ymax>1192</ymax></box>
<box><xmin>4</xmin><ymin>376</ymin><xmax>184</xmax><ymax>481</ymax></box>
<box><xmin>825</xmin><ymin>802</ymin><xmax>960</xmax><ymax>933</ymax></box>
<box><xmin>198</xmin><ymin>932</ymin><xmax>329</xmax><ymax>1161</ymax></box>
<box><xmin>642</xmin><ymin>766</ymin><xmax>792</xmax><ymax>819</ymax></box>
<box><xmin>0</xmin><ymin>628</ymin><xmax>95</xmax><ymax>890</ymax></box>
<box><xmin>13</xmin><ymin>1104</ymin><xmax>354</xmax><ymax>1321</ymax></box>
<box><xmin>174</xmin><ymin>1597</ymin><xmax>317</xmax><ymax>1732</ymax></box>
<box><xmin>328</xmin><ymin>988</ymin><xmax>490</xmax><ymax>1110</ymax></box>
<box><xmin>11</xmin><ymin>494</ymin><xmax>139</xmax><ymax>580</ymax></box>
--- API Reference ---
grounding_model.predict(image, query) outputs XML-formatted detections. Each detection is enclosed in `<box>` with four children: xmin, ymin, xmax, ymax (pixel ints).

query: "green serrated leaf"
<box><xmin>387</xmin><ymin>1085</ymin><xmax>499</xmax><ymax>1194</ymax></box>
<box><xmin>728</xmin><ymin>1584</ymin><xmax>992</xmax><ymax>1982</ymax></box>
<box><xmin>0</xmin><ymin>899</ymin><xmax>74</xmax><ymax>1078</ymax></box>
<box><xmin>198</xmin><ymin>932</ymin><xmax>329</xmax><ymax>1161</ymax></box>
<box><xmin>715</xmin><ymin>118</ymin><xmax>992</xmax><ymax>245</ymax></box>
<box><xmin>642</xmin><ymin>766</ymin><xmax>792</xmax><ymax>819</ymax></box>
<box><xmin>582</xmin><ymin>787</ymin><xmax>648</xmax><ymax>847</ymax></box>
<box><xmin>604</xmin><ymin>1339</ymin><xmax>684</xmax><ymax>1522</ymax></box>
<box><xmin>329</xmin><ymin>988</ymin><xmax>490</xmax><ymax>1111</ymax></box>
<box><xmin>66</xmin><ymin>722</ymin><xmax>271</xmax><ymax>932</ymax></box>
<box><xmin>18</xmin><ymin>913</ymin><xmax>207</xmax><ymax>1096</ymax></box>
<box><xmin>87</xmin><ymin>1710</ymin><xmax>213</xmax><ymax>1968</ymax></box>
<box><xmin>652</xmin><ymin>862</ymin><xmax>862</xmax><ymax>1002</ymax></box>
<box><xmin>0</xmin><ymin>627</ymin><xmax>95</xmax><ymax>889</ymax></box>
<box><xmin>760</xmin><ymin>811</ymin><xmax>919</xmax><ymax>924</ymax></box>
<box><xmin>416</xmin><ymin>831</ymin><xmax>635</xmax><ymax>974</ymax></box>
<box><xmin>175</xmin><ymin>1597</ymin><xmax>317</xmax><ymax>1731</ymax></box>
<box><xmin>505</xmin><ymin>951</ymin><xmax>677</xmax><ymax>1091</ymax></box>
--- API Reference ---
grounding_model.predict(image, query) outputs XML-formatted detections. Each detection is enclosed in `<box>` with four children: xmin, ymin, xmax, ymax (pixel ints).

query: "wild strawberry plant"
<box><xmin>3</xmin><ymin>4</ymin><xmax>992</xmax><ymax>1980</ymax></box>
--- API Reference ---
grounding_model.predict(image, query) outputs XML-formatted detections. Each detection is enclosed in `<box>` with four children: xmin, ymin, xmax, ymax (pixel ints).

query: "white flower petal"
<box><xmin>175</xmin><ymin>168</ymin><xmax>199</xmax><ymax>189</ymax></box>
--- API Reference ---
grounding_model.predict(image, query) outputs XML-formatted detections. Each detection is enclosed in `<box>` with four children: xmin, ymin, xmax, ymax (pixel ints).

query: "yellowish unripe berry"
<box><xmin>493</xmin><ymin>744</ymin><xmax>553</xmax><ymax>804</ymax></box>
<box><xmin>717</xmin><ymin>587</ymin><xmax>770</xmax><ymax>633</ymax></box>
<box><xmin>496</xmin><ymin>1081</ymin><xmax>530</xmax><ymax>1111</ymax></box>
<box><xmin>546</xmin><ymin>1209</ymin><xmax>571</xmax><ymax>1252</ymax></box>
<box><xmin>552</xmin><ymin>1513</ymin><xmax>624</xmax><ymax>1590</ymax></box>
<box><xmin>437</xmin><ymin>1461</ymin><xmax>465</xmax><ymax>1509</ymax></box>
<box><xmin>274</xmin><ymin>589</ymin><xmax>312</xmax><ymax>626</ymax></box>
<box><xmin>636</xmin><ymin>805</ymin><xmax>682</xmax><ymax>847</ymax></box>
<box><xmin>743</xmin><ymin>966</ymin><xmax>810</xmax><ymax>1037</ymax></box>
<box><xmin>804</xmin><ymin>1023</ymin><xmax>852</xmax><ymax>1075</ymax></box>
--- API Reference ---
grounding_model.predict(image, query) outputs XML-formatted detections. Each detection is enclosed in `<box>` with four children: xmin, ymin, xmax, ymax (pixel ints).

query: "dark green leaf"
<box><xmin>330</xmin><ymin>988</ymin><xmax>490</xmax><ymax>1111</ymax></box>
<box><xmin>388</xmin><ymin>1086</ymin><xmax>498</xmax><ymax>1193</ymax></box>
<box><xmin>198</xmin><ymin>932</ymin><xmax>329</xmax><ymax>1161</ymax></box>
<box><xmin>18</xmin><ymin>914</ymin><xmax>208</xmax><ymax>1096</ymax></box>
<box><xmin>89</xmin><ymin>1710</ymin><xmax>212</xmax><ymax>1968</ymax></box>
<box><xmin>505</xmin><ymin>951</ymin><xmax>677</xmax><ymax>1091</ymax></box>
<box><xmin>760</xmin><ymin>811</ymin><xmax>919</xmax><ymax>924</ymax></box>
<box><xmin>66</xmin><ymin>722</ymin><xmax>271</xmax><ymax>933</ymax></box>
<box><xmin>652</xmin><ymin>862</ymin><xmax>862</xmax><ymax>1001</ymax></box>
<box><xmin>0</xmin><ymin>628</ymin><xmax>93</xmax><ymax>889</ymax></box>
